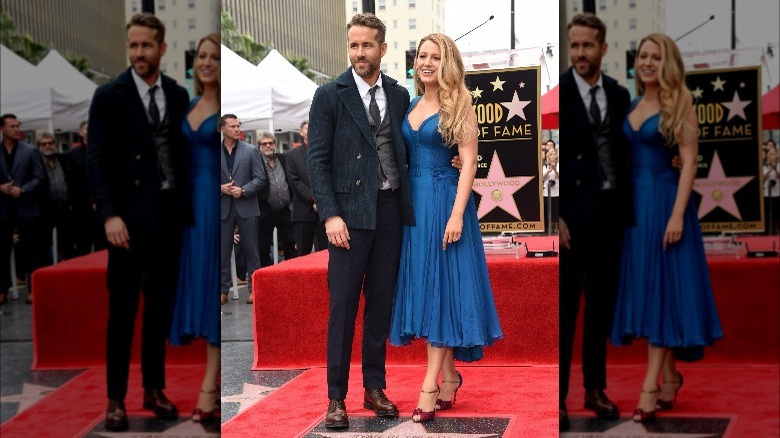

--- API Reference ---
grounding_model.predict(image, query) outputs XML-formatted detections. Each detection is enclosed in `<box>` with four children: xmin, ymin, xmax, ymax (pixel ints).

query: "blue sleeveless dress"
<box><xmin>610</xmin><ymin>98</ymin><xmax>723</xmax><ymax>350</ymax></box>
<box><xmin>389</xmin><ymin>97</ymin><xmax>503</xmax><ymax>362</ymax></box>
<box><xmin>169</xmin><ymin>97</ymin><xmax>220</xmax><ymax>346</ymax></box>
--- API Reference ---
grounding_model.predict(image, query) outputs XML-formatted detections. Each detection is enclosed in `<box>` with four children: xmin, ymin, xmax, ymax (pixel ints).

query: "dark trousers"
<box><xmin>0</xmin><ymin>212</ymin><xmax>37</xmax><ymax>292</ymax></box>
<box><xmin>327</xmin><ymin>190</ymin><xmax>402</xmax><ymax>400</ymax></box>
<box><xmin>220</xmin><ymin>202</ymin><xmax>259</xmax><ymax>293</ymax></box>
<box><xmin>106</xmin><ymin>196</ymin><xmax>182</xmax><ymax>400</ymax></box>
<box><xmin>258</xmin><ymin>207</ymin><xmax>297</xmax><ymax>267</ymax></box>
<box><xmin>34</xmin><ymin>200</ymin><xmax>76</xmax><ymax>266</ymax></box>
<box><xmin>559</xmin><ymin>190</ymin><xmax>623</xmax><ymax>405</ymax></box>
<box><xmin>294</xmin><ymin>220</ymin><xmax>327</xmax><ymax>255</ymax></box>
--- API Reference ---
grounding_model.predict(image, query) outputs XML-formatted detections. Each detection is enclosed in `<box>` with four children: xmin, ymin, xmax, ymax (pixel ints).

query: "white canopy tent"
<box><xmin>0</xmin><ymin>44</ymin><xmax>91</xmax><ymax>132</ymax></box>
<box><xmin>220</xmin><ymin>44</ymin><xmax>273</xmax><ymax>131</ymax></box>
<box><xmin>37</xmin><ymin>49</ymin><xmax>97</xmax><ymax>102</ymax></box>
<box><xmin>255</xmin><ymin>49</ymin><xmax>318</xmax><ymax>132</ymax></box>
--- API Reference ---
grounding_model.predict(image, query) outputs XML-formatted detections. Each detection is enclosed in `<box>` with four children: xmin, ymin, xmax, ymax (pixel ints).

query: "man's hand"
<box><xmin>105</xmin><ymin>216</ymin><xmax>130</xmax><ymax>249</ymax></box>
<box><xmin>451</xmin><ymin>155</ymin><xmax>463</xmax><ymax>170</ymax></box>
<box><xmin>559</xmin><ymin>217</ymin><xmax>571</xmax><ymax>250</ymax></box>
<box><xmin>0</xmin><ymin>181</ymin><xmax>13</xmax><ymax>196</ymax></box>
<box><xmin>229</xmin><ymin>185</ymin><xmax>243</xmax><ymax>198</ymax></box>
<box><xmin>221</xmin><ymin>181</ymin><xmax>234</xmax><ymax>195</ymax></box>
<box><xmin>325</xmin><ymin>215</ymin><xmax>350</xmax><ymax>249</ymax></box>
<box><xmin>671</xmin><ymin>155</ymin><xmax>683</xmax><ymax>171</ymax></box>
<box><xmin>8</xmin><ymin>185</ymin><xmax>22</xmax><ymax>198</ymax></box>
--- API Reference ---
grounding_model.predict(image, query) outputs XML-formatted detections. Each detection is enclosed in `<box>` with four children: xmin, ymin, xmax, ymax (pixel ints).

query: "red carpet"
<box><xmin>0</xmin><ymin>365</ymin><xmax>207</xmax><ymax>438</ymax></box>
<box><xmin>31</xmin><ymin>251</ymin><xmax>206</xmax><ymax>369</ymax></box>
<box><xmin>252</xmin><ymin>236</ymin><xmax>559</xmax><ymax>369</ymax></box>
<box><xmin>567</xmin><ymin>364</ymin><xmax>780</xmax><ymax>437</ymax></box>
<box><xmin>221</xmin><ymin>365</ymin><xmax>558</xmax><ymax>438</ymax></box>
<box><xmin>572</xmin><ymin>249</ymin><xmax>780</xmax><ymax>365</ymax></box>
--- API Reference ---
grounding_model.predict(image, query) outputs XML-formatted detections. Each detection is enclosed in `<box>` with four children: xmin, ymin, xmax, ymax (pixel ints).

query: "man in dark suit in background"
<box><xmin>558</xmin><ymin>13</ymin><xmax>633</xmax><ymax>431</ymax></box>
<box><xmin>308</xmin><ymin>13</ymin><xmax>415</xmax><ymax>430</ymax></box>
<box><xmin>256</xmin><ymin>130</ymin><xmax>296</xmax><ymax>266</ymax></box>
<box><xmin>220</xmin><ymin>114</ymin><xmax>265</xmax><ymax>304</ymax></box>
<box><xmin>86</xmin><ymin>13</ymin><xmax>192</xmax><ymax>431</ymax></box>
<box><xmin>286</xmin><ymin>119</ymin><xmax>327</xmax><ymax>255</ymax></box>
<box><xmin>0</xmin><ymin>114</ymin><xmax>45</xmax><ymax>305</ymax></box>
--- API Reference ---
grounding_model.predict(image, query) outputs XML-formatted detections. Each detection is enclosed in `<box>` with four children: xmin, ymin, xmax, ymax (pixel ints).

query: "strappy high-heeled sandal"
<box><xmin>632</xmin><ymin>386</ymin><xmax>659</xmax><ymax>423</ymax></box>
<box><xmin>656</xmin><ymin>371</ymin><xmax>683</xmax><ymax>410</ymax></box>
<box><xmin>412</xmin><ymin>387</ymin><xmax>438</xmax><ymax>423</ymax></box>
<box><xmin>192</xmin><ymin>388</ymin><xmax>220</xmax><ymax>423</ymax></box>
<box><xmin>435</xmin><ymin>371</ymin><xmax>462</xmax><ymax>411</ymax></box>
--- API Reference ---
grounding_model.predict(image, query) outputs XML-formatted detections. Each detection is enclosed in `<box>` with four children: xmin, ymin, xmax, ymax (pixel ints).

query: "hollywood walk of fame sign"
<box><xmin>685</xmin><ymin>66</ymin><xmax>764</xmax><ymax>232</ymax></box>
<box><xmin>466</xmin><ymin>66</ymin><xmax>543</xmax><ymax>233</ymax></box>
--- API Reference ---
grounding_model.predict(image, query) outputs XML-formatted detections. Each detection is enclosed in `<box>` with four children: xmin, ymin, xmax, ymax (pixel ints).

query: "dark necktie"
<box><xmin>368</xmin><ymin>85</ymin><xmax>381</xmax><ymax>132</ymax></box>
<box><xmin>589</xmin><ymin>85</ymin><xmax>601</xmax><ymax>127</ymax></box>
<box><xmin>148</xmin><ymin>85</ymin><xmax>161</xmax><ymax>128</ymax></box>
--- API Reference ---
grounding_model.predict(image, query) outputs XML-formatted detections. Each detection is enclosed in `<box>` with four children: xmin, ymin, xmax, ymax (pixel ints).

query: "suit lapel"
<box><xmin>117</xmin><ymin>69</ymin><xmax>155</xmax><ymax>147</ymax></box>
<box><xmin>563</xmin><ymin>68</ymin><xmax>598</xmax><ymax>150</ymax></box>
<box><xmin>337</xmin><ymin>71</ymin><xmax>375</xmax><ymax>145</ymax></box>
<box><xmin>220</xmin><ymin>141</ymin><xmax>230</xmax><ymax>179</ymax></box>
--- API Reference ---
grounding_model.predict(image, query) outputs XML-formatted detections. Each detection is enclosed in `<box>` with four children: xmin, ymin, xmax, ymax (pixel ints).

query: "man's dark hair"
<box><xmin>126</xmin><ymin>13</ymin><xmax>166</xmax><ymax>44</ymax></box>
<box><xmin>300</xmin><ymin>119</ymin><xmax>308</xmax><ymax>130</ymax></box>
<box><xmin>545</xmin><ymin>139</ymin><xmax>556</xmax><ymax>147</ymax></box>
<box><xmin>1</xmin><ymin>114</ymin><xmax>18</xmax><ymax>127</ymax></box>
<box><xmin>347</xmin><ymin>13</ymin><xmax>386</xmax><ymax>45</ymax></box>
<box><xmin>567</xmin><ymin>13</ymin><xmax>607</xmax><ymax>44</ymax></box>
<box><xmin>220</xmin><ymin>114</ymin><xmax>238</xmax><ymax>127</ymax></box>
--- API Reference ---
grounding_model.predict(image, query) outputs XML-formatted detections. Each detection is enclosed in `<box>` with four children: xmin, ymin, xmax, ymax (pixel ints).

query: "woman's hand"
<box><xmin>442</xmin><ymin>214</ymin><xmax>464</xmax><ymax>250</ymax></box>
<box><xmin>663</xmin><ymin>214</ymin><xmax>684</xmax><ymax>250</ymax></box>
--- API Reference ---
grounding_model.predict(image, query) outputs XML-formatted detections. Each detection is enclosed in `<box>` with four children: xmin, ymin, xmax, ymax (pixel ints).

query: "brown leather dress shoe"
<box><xmin>584</xmin><ymin>388</ymin><xmax>620</xmax><ymax>419</ymax></box>
<box><xmin>105</xmin><ymin>399</ymin><xmax>128</xmax><ymax>431</ymax></box>
<box><xmin>0</xmin><ymin>293</ymin><xmax>7</xmax><ymax>305</ymax></box>
<box><xmin>143</xmin><ymin>389</ymin><xmax>179</xmax><ymax>419</ymax></box>
<box><xmin>246</xmin><ymin>293</ymin><xmax>254</xmax><ymax>304</ymax></box>
<box><xmin>363</xmin><ymin>388</ymin><xmax>399</xmax><ymax>417</ymax></box>
<box><xmin>220</xmin><ymin>293</ymin><xmax>228</xmax><ymax>305</ymax></box>
<box><xmin>325</xmin><ymin>399</ymin><xmax>349</xmax><ymax>429</ymax></box>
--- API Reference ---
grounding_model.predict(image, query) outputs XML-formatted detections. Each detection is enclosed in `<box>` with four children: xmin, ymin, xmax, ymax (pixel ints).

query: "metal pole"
<box><xmin>510</xmin><ymin>0</ymin><xmax>515</xmax><ymax>50</ymax></box>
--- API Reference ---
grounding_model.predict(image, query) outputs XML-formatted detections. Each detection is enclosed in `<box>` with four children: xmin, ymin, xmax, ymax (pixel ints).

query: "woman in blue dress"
<box><xmin>389</xmin><ymin>33</ymin><xmax>503</xmax><ymax>423</ymax></box>
<box><xmin>609</xmin><ymin>33</ymin><xmax>723</xmax><ymax>423</ymax></box>
<box><xmin>168</xmin><ymin>33</ymin><xmax>221</xmax><ymax>422</ymax></box>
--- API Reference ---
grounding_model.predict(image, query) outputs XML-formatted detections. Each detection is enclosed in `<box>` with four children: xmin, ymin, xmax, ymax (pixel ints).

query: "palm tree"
<box><xmin>65</xmin><ymin>53</ymin><xmax>96</xmax><ymax>80</ymax></box>
<box><xmin>221</xmin><ymin>11</ymin><xmax>269</xmax><ymax>64</ymax></box>
<box><xmin>285</xmin><ymin>53</ymin><xmax>316</xmax><ymax>80</ymax></box>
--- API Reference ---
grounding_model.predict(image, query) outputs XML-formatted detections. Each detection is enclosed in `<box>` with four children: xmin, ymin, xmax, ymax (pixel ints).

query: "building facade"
<box><xmin>346</xmin><ymin>0</ymin><xmax>446</xmax><ymax>94</ymax></box>
<box><xmin>563</xmin><ymin>0</ymin><xmax>665</xmax><ymax>89</ymax></box>
<box><xmin>2</xmin><ymin>0</ymin><xmax>127</xmax><ymax>79</ymax></box>
<box><xmin>224</xmin><ymin>0</ymin><xmax>346</xmax><ymax>84</ymax></box>
<box><xmin>126</xmin><ymin>0</ymin><xmax>220</xmax><ymax>92</ymax></box>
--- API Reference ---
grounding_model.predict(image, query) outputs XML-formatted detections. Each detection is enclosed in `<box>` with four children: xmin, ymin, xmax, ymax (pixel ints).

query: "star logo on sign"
<box><xmin>711</xmin><ymin>76</ymin><xmax>726</xmax><ymax>91</ymax></box>
<box><xmin>221</xmin><ymin>382</ymin><xmax>276</xmax><ymax>414</ymax></box>
<box><xmin>739</xmin><ymin>81</ymin><xmax>746</xmax><ymax>88</ymax></box>
<box><xmin>721</xmin><ymin>91</ymin><xmax>751</xmax><ymax>121</ymax></box>
<box><xmin>473</xmin><ymin>151</ymin><xmax>534</xmax><ymax>220</ymax></box>
<box><xmin>490</xmin><ymin>75</ymin><xmax>506</xmax><ymax>91</ymax></box>
<box><xmin>691</xmin><ymin>86</ymin><xmax>704</xmax><ymax>99</ymax></box>
<box><xmin>500</xmin><ymin>91</ymin><xmax>533</xmax><ymax>121</ymax></box>
<box><xmin>519</xmin><ymin>81</ymin><xmax>526</xmax><ymax>88</ymax></box>
<box><xmin>471</xmin><ymin>86</ymin><xmax>484</xmax><ymax>99</ymax></box>
<box><xmin>693</xmin><ymin>151</ymin><xmax>753</xmax><ymax>220</ymax></box>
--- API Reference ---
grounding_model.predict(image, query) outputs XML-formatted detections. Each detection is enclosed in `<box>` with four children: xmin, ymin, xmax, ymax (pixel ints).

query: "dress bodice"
<box><xmin>182</xmin><ymin>97</ymin><xmax>219</xmax><ymax>177</ymax></box>
<box><xmin>623</xmin><ymin>98</ymin><xmax>677</xmax><ymax>181</ymax></box>
<box><xmin>402</xmin><ymin>97</ymin><xmax>459</xmax><ymax>184</ymax></box>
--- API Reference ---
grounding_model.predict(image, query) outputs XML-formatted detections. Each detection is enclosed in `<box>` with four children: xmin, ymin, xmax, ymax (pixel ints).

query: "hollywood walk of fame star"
<box><xmin>314</xmin><ymin>418</ymin><xmax>498</xmax><ymax>438</ymax></box>
<box><xmin>721</xmin><ymin>91</ymin><xmax>751</xmax><ymax>121</ymax></box>
<box><xmin>519</xmin><ymin>81</ymin><xmax>526</xmax><ymax>88</ymax></box>
<box><xmin>94</xmin><ymin>419</ymin><xmax>220</xmax><ymax>437</ymax></box>
<box><xmin>220</xmin><ymin>382</ymin><xmax>277</xmax><ymax>414</ymax></box>
<box><xmin>711</xmin><ymin>76</ymin><xmax>726</xmax><ymax>91</ymax></box>
<box><xmin>500</xmin><ymin>91</ymin><xmax>532</xmax><ymax>122</ymax></box>
<box><xmin>490</xmin><ymin>75</ymin><xmax>506</xmax><ymax>91</ymax></box>
<box><xmin>471</xmin><ymin>86</ymin><xmax>484</xmax><ymax>99</ymax></box>
<box><xmin>691</xmin><ymin>86</ymin><xmax>704</xmax><ymax>99</ymax></box>
<box><xmin>0</xmin><ymin>383</ymin><xmax>56</xmax><ymax>413</ymax></box>
<box><xmin>693</xmin><ymin>151</ymin><xmax>754</xmax><ymax>220</ymax></box>
<box><xmin>561</xmin><ymin>417</ymin><xmax>719</xmax><ymax>438</ymax></box>
<box><xmin>473</xmin><ymin>151</ymin><xmax>534</xmax><ymax>220</ymax></box>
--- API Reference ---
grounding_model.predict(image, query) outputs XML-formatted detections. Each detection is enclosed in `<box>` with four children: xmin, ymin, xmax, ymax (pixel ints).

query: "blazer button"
<box><xmin>135</xmin><ymin>154</ymin><xmax>141</xmax><ymax>160</ymax></box>
<box><xmin>356</xmin><ymin>153</ymin><xmax>362</xmax><ymax>159</ymax></box>
<box><xmin>575</xmin><ymin>179</ymin><xmax>582</xmax><ymax>187</ymax></box>
<box><xmin>135</xmin><ymin>179</ymin><xmax>141</xmax><ymax>187</ymax></box>
<box><xmin>576</xmin><ymin>153</ymin><xmax>582</xmax><ymax>160</ymax></box>
<box><xmin>355</xmin><ymin>179</ymin><xmax>362</xmax><ymax>186</ymax></box>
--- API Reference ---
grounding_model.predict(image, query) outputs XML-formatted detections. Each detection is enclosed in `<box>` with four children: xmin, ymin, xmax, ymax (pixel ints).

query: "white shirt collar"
<box><xmin>131</xmin><ymin>68</ymin><xmax>163</xmax><ymax>97</ymax></box>
<box><xmin>572</xmin><ymin>69</ymin><xmax>603</xmax><ymax>100</ymax></box>
<box><xmin>352</xmin><ymin>68</ymin><xmax>383</xmax><ymax>98</ymax></box>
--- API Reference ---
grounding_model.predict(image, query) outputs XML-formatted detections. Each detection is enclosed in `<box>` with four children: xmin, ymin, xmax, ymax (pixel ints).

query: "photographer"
<box><xmin>543</xmin><ymin>147</ymin><xmax>559</xmax><ymax>233</ymax></box>
<box><xmin>764</xmin><ymin>146</ymin><xmax>779</xmax><ymax>234</ymax></box>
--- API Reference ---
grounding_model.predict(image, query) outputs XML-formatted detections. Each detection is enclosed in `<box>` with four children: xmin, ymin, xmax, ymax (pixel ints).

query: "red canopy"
<box><xmin>541</xmin><ymin>84</ymin><xmax>559</xmax><ymax>129</ymax></box>
<box><xmin>762</xmin><ymin>84</ymin><xmax>780</xmax><ymax>130</ymax></box>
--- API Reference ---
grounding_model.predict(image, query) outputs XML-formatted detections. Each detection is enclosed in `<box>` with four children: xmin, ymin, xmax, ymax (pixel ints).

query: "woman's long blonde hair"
<box><xmin>635</xmin><ymin>33</ymin><xmax>693</xmax><ymax>147</ymax></box>
<box><xmin>194</xmin><ymin>33</ymin><xmax>220</xmax><ymax>102</ymax></box>
<box><xmin>413</xmin><ymin>33</ymin><xmax>476</xmax><ymax>147</ymax></box>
